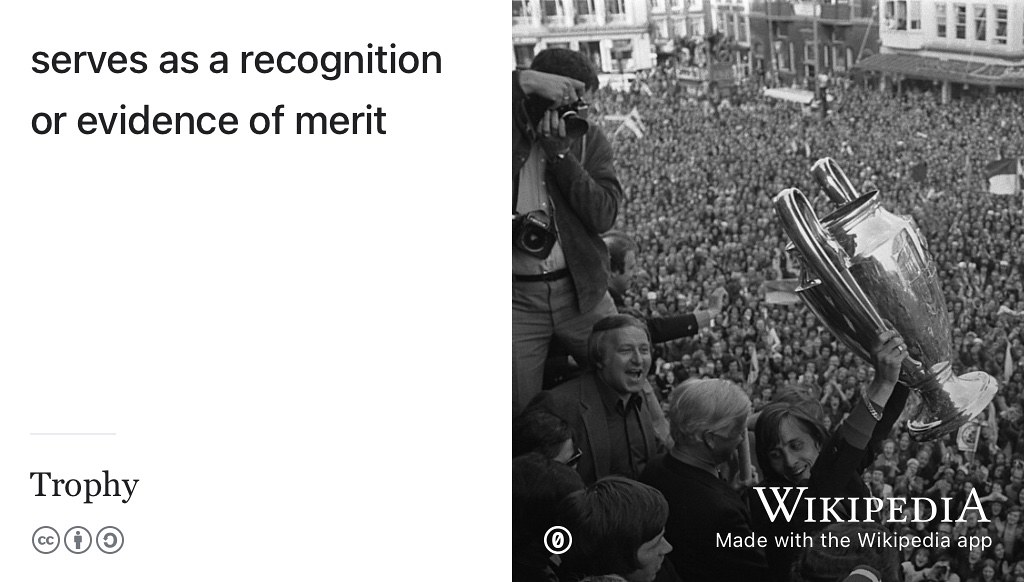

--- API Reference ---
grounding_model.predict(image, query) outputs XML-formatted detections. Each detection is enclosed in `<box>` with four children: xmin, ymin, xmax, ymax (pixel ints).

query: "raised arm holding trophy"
<box><xmin>773</xmin><ymin>158</ymin><xmax>998</xmax><ymax>441</ymax></box>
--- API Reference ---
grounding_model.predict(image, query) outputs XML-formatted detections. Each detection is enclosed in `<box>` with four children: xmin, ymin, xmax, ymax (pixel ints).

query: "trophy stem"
<box><xmin>907</xmin><ymin>364</ymin><xmax>999</xmax><ymax>441</ymax></box>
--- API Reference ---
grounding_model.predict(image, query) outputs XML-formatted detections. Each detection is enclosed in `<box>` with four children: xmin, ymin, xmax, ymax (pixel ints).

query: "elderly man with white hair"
<box><xmin>640</xmin><ymin>379</ymin><xmax>769</xmax><ymax>582</ymax></box>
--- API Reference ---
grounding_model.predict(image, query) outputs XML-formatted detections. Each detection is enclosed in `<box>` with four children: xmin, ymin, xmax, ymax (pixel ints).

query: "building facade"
<box><xmin>649</xmin><ymin>0</ymin><xmax>712</xmax><ymax>42</ymax></box>
<box><xmin>855</xmin><ymin>0</ymin><xmax>1024</xmax><ymax>97</ymax></box>
<box><xmin>512</xmin><ymin>0</ymin><xmax>655</xmax><ymax>72</ymax></box>
<box><xmin>747</xmin><ymin>0</ymin><xmax>881</xmax><ymax>85</ymax></box>
<box><xmin>710</xmin><ymin>0</ymin><xmax>755</xmax><ymax>76</ymax></box>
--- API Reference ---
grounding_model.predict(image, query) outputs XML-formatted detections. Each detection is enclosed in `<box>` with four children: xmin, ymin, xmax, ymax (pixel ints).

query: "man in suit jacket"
<box><xmin>526</xmin><ymin>315</ymin><xmax>664</xmax><ymax>484</ymax></box>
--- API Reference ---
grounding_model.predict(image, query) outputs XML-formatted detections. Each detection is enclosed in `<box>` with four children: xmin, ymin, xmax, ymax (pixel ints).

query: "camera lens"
<box><xmin>522</xmin><ymin>230</ymin><xmax>545</xmax><ymax>252</ymax></box>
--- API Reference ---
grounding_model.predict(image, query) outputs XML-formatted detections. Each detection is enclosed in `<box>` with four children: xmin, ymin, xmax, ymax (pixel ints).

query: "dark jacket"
<box><xmin>611</xmin><ymin>289</ymin><xmax>701</xmax><ymax>344</ymax></box>
<box><xmin>513</xmin><ymin>71</ymin><xmax>622</xmax><ymax>313</ymax></box>
<box><xmin>750</xmin><ymin>385</ymin><xmax>910</xmax><ymax>582</ymax></box>
<box><xmin>526</xmin><ymin>372</ymin><xmax>662</xmax><ymax>485</ymax></box>
<box><xmin>641</xmin><ymin>454</ymin><xmax>770</xmax><ymax>582</ymax></box>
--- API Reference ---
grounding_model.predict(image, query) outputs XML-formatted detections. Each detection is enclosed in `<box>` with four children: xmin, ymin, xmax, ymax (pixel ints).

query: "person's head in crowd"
<box><xmin>790</xmin><ymin>523</ymin><xmax>901</xmax><ymax>582</ymax></box>
<box><xmin>898</xmin><ymin>432</ymin><xmax>912</xmax><ymax>453</ymax></box>
<box><xmin>993</xmin><ymin>541</ymin><xmax>1006</xmax><ymax>561</ymax></box>
<box><xmin>927</xmin><ymin>556</ymin><xmax>955</xmax><ymax>582</ymax></box>
<box><xmin>966</xmin><ymin>548</ymin><xmax>983</xmax><ymax>569</ymax></box>
<box><xmin>667</xmin><ymin>378</ymin><xmax>750</xmax><ymax>465</ymax></box>
<box><xmin>587</xmin><ymin>315</ymin><xmax>652</xmax><ymax>395</ymax></box>
<box><xmin>512</xmin><ymin>453</ymin><xmax>585</xmax><ymax>558</ymax></box>
<box><xmin>755</xmin><ymin>394</ymin><xmax>829</xmax><ymax>485</ymax></box>
<box><xmin>881</xmin><ymin>439</ymin><xmax>896</xmax><ymax>458</ymax></box>
<box><xmin>1006</xmin><ymin>505</ymin><xmax>1021</xmax><ymax>526</ymax></box>
<box><xmin>990</xmin><ymin>496</ymin><xmax>1005</xmax><ymax>518</ymax></box>
<box><xmin>909</xmin><ymin>547</ymin><xmax>931</xmax><ymax>569</ymax></box>
<box><xmin>513</xmin><ymin>408</ymin><xmax>580</xmax><ymax>467</ymax></box>
<box><xmin>557</xmin><ymin>476</ymin><xmax>672</xmax><ymax>582</ymax></box>
<box><xmin>603</xmin><ymin>231</ymin><xmax>640</xmax><ymax>298</ymax></box>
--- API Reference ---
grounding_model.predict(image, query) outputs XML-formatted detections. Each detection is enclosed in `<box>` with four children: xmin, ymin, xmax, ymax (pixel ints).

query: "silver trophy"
<box><xmin>774</xmin><ymin>158</ymin><xmax>997</xmax><ymax>440</ymax></box>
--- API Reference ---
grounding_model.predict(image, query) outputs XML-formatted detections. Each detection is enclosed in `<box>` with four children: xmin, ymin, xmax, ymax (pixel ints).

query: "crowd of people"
<box><xmin>513</xmin><ymin>49</ymin><xmax>1024</xmax><ymax>582</ymax></box>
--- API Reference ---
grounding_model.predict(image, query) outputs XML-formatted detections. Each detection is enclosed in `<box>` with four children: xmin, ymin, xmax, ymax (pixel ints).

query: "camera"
<box><xmin>513</xmin><ymin>210</ymin><xmax>557</xmax><ymax>259</ymax></box>
<box><xmin>556</xmin><ymin>99</ymin><xmax>590</xmax><ymax>139</ymax></box>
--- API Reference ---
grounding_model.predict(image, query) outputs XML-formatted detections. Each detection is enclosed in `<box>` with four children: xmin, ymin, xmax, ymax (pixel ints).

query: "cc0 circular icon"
<box><xmin>96</xmin><ymin>526</ymin><xmax>124</xmax><ymax>554</ymax></box>
<box><xmin>33</xmin><ymin>526</ymin><xmax>60</xmax><ymax>554</ymax></box>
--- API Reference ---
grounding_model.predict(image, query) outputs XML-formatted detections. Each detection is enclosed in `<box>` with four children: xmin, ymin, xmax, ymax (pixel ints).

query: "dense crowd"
<box><xmin>588</xmin><ymin>67</ymin><xmax>1024</xmax><ymax>581</ymax></box>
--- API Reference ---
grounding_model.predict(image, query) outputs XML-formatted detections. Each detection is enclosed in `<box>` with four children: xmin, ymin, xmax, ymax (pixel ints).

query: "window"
<box><xmin>955</xmin><ymin>4</ymin><xmax>966</xmax><ymax>39</ymax></box>
<box><xmin>974</xmin><ymin>5</ymin><xmax>986</xmax><ymax>41</ymax></box>
<box><xmin>884</xmin><ymin>1</ymin><xmax>907</xmax><ymax>30</ymax></box>
<box><xmin>937</xmin><ymin>3</ymin><xmax>947</xmax><ymax>37</ymax></box>
<box><xmin>846</xmin><ymin>46</ymin><xmax>854</xmax><ymax>68</ymax></box>
<box><xmin>778</xmin><ymin>41</ymin><xmax>792</xmax><ymax>71</ymax></box>
<box><xmin>513</xmin><ymin>0</ymin><xmax>528</xmax><ymax>18</ymax></box>
<box><xmin>580</xmin><ymin>41</ymin><xmax>602</xmax><ymax>71</ymax></box>
<box><xmin>607</xmin><ymin>0</ymin><xmax>626</xmax><ymax>17</ymax></box>
<box><xmin>574</xmin><ymin>0</ymin><xmax>592</xmax><ymax>16</ymax></box>
<box><xmin>804</xmin><ymin>43</ymin><xmax>817</xmax><ymax>78</ymax></box>
<box><xmin>994</xmin><ymin>6</ymin><xmax>1008</xmax><ymax>44</ymax></box>
<box><xmin>738</xmin><ymin>15</ymin><xmax>748</xmax><ymax>42</ymax></box>
<box><xmin>514</xmin><ymin>44</ymin><xmax>535</xmax><ymax>68</ymax></box>
<box><xmin>612</xmin><ymin>39</ymin><xmax>633</xmax><ymax>61</ymax></box>
<box><xmin>544</xmin><ymin>0</ymin><xmax>561</xmax><ymax>17</ymax></box>
<box><xmin>909</xmin><ymin>0</ymin><xmax>920</xmax><ymax>30</ymax></box>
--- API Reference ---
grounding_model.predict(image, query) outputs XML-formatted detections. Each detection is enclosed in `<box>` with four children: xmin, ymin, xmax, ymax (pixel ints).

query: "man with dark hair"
<box><xmin>557</xmin><ymin>476</ymin><xmax>673</xmax><ymax>582</ymax></box>
<box><xmin>513</xmin><ymin>48</ymin><xmax>623</xmax><ymax>416</ymax></box>
<box><xmin>526</xmin><ymin>315</ymin><xmax>664</xmax><ymax>484</ymax></box>
<box><xmin>602</xmin><ymin>231</ymin><xmax>726</xmax><ymax>343</ymax></box>
<box><xmin>513</xmin><ymin>408</ymin><xmax>580</xmax><ymax>466</ymax></box>
<box><xmin>513</xmin><ymin>453</ymin><xmax>586</xmax><ymax>582</ymax></box>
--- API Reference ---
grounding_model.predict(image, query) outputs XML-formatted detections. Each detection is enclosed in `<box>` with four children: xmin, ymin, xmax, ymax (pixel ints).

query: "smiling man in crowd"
<box><xmin>525</xmin><ymin>314</ymin><xmax>664</xmax><ymax>484</ymax></box>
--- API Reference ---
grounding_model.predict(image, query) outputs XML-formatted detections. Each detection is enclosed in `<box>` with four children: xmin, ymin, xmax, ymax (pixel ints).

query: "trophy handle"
<box><xmin>775</xmin><ymin>189</ymin><xmax>928</xmax><ymax>379</ymax></box>
<box><xmin>811</xmin><ymin>157</ymin><xmax>860</xmax><ymax>205</ymax></box>
<box><xmin>774</xmin><ymin>188</ymin><xmax>888</xmax><ymax>335</ymax></box>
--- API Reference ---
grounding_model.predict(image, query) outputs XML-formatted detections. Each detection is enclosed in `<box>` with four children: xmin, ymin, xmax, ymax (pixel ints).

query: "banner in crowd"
<box><xmin>763</xmin><ymin>279</ymin><xmax>801</xmax><ymax>305</ymax></box>
<box><xmin>984</xmin><ymin>157</ymin><xmax>1023</xmax><ymax>195</ymax></box>
<box><xmin>607</xmin><ymin>107</ymin><xmax>646</xmax><ymax>139</ymax></box>
<box><xmin>956</xmin><ymin>420</ymin><xmax>981</xmax><ymax>453</ymax></box>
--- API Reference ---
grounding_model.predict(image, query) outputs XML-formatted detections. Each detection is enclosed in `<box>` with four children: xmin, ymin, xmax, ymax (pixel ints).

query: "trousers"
<box><xmin>512</xmin><ymin>276</ymin><xmax>615</xmax><ymax>415</ymax></box>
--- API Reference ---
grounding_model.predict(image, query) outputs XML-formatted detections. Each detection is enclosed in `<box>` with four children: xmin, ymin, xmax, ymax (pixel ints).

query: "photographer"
<box><xmin>513</xmin><ymin>48</ymin><xmax>623</xmax><ymax>415</ymax></box>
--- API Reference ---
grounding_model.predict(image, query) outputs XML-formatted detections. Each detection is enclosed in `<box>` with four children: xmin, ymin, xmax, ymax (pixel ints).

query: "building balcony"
<box><xmin>819</xmin><ymin>4</ymin><xmax>851</xmax><ymax>20</ymax></box>
<box><xmin>755</xmin><ymin>2</ymin><xmax>795</xmax><ymax>19</ymax></box>
<box><xmin>575</xmin><ymin>13</ymin><xmax>599</xmax><ymax>25</ymax></box>
<box><xmin>606</xmin><ymin>12</ymin><xmax>629</xmax><ymax>24</ymax></box>
<box><xmin>513</xmin><ymin>15</ymin><xmax>534</xmax><ymax>27</ymax></box>
<box><xmin>754</xmin><ymin>1</ymin><xmax>870</xmax><ymax>21</ymax></box>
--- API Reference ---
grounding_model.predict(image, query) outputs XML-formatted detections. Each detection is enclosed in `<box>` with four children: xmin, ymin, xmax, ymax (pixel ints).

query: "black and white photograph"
<box><xmin>512</xmin><ymin>2</ymin><xmax>1024</xmax><ymax>581</ymax></box>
